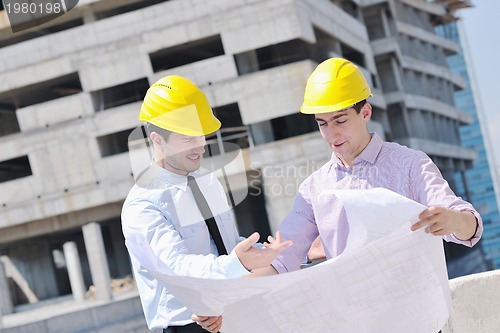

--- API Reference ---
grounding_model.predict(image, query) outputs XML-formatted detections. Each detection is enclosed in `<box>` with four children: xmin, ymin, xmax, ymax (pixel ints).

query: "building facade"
<box><xmin>0</xmin><ymin>0</ymin><xmax>485</xmax><ymax>327</ymax></box>
<box><xmin>436</xmin><ymin>18</ymin><xmax>500</xmax><ymax>272</ymax></box>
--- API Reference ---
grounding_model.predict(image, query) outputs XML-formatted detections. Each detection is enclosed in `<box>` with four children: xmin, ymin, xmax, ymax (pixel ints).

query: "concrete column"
<box><xmin>380</xmin><ymin>7</ymin><xmax>391</xmax><ymax>37</ymax></box>
<box><xmin>0</xmin><ymin>260</ymin><xmax>11</xmax><ymax>328</ymax></box>
<box><xmin>0</xmin><ymin>259</ymin><xmax>13</xmax><ymax>317</ymax></box>
<box><xmin>82</xmin><ymin>8</ymin><xmax>96</xmax><ymax>24</ymax></box>
<box><xmin>82</xmin><ymin>223</ymin><xmax>113</xmax><ymax>301</ymax></box>
<box><xmin>390</xmin><ymin>57</ymin><xmax>404</xmax><ymax>92</ymax></box>
<box><xmin>63</xmin><ymin>241</ymin><xmax>87</xmax><ymax>301</ymax></box>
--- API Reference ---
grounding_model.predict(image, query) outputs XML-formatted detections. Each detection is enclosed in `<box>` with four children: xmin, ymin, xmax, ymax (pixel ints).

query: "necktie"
<box><xmin>187</xmin><ymin>176</ymin><xmax>228</xmax><ymax>255</ymax></box>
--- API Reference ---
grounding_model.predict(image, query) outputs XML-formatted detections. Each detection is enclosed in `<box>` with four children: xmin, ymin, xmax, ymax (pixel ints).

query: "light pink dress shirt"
<box><xmin>273</xmin><ymin>133</ymin><xmax>483</xmax><ymax>273</ymax></box>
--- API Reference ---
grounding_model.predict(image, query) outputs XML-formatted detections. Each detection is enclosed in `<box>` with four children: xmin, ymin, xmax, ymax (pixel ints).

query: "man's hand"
<box><xmin>191</xmin><ymin>314</ymin><xmax>222</xmax><ymax>333</ymax></box>
<box><xmin>234</xmin><ymin>231</ymin><xmax>292</xmax><ymax>271</ymax></box>
<box><xmin>411</xmin><ymin>206</ymin><xmax>478</xmax><ymax>240</ymax></box>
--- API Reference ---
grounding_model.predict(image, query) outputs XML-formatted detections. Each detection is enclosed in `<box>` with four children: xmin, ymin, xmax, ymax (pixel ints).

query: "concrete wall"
<box><xmin>443</xmin><ymin>269</ymin><xmax>500</xmax><ymax>333</ymax></box>
<box><xmin>1</xmin><ymin>293</ymin><xmax>150</xmax><ymax>333</ymax></box>
<box><xmin>0</xmin><ymin>0</ymin><xmax>378</xmax><ymax>236</ymax></box>
<box><xmin>3</xmin><ymin>269</ymin><xmax>498</xmax><ymax>333</ymax></box>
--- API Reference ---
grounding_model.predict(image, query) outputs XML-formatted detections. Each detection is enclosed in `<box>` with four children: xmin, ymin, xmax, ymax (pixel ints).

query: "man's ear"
<box><xmin>361</xmin><ymin>103</ymin><xmax>372</xmax><ymax>121</ymax></box>
<box><xmin>149</xmin><ymin>131</ymin><xmax>163</xmax><ymax>145</ymax></box>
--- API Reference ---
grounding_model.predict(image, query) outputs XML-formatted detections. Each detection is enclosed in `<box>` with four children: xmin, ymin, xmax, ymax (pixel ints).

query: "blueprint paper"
<box><xmin>127</xmin><ymin>188</ymin><xmax>451</xmax><ymax>333</ymax></box>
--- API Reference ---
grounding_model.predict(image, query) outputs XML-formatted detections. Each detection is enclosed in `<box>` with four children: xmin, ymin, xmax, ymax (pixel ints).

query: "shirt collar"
<box><xmin>328</xmin><ymin>132</ymin><xmax>383</xmax><ymax>170</ymax></box>
<box><xmin>357</xmin><ymin>132</ymin><xmax>383</xmax><ymax>164</ymax></box>
<box><xmin>138</xmin><ymin>161</ymin><xmax>190</xmax><ymax>191</ymax></box>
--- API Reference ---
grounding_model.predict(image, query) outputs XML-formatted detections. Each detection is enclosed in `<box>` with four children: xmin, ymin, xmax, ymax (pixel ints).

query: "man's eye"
<box><xmin>336</xmin><ymin>119</ymin><xmax>347</xmax><ymax>124</ymax></box>
<box><xmin>318</xmin><ymin>122</ymin><xmax>327</xmax><ymax>127</ymax></box>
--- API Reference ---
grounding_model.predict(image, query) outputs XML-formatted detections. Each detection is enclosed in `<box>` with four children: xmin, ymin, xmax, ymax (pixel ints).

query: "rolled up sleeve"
<box><xmin>412</xmin><ymin>153</ymin><xmax>483</xmax><ymax>247</ymax></box>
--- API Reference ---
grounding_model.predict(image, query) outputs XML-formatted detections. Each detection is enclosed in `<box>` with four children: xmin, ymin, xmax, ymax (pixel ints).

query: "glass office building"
<box><xmin>436</xmin><ymin>21</ymin><xmax>500</xmax><ymax>272</ymax></box>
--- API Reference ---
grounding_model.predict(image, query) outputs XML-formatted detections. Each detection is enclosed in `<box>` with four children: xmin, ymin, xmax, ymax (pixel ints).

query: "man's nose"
<box><xmin>322</xmin><ymin>123</ymin><xmax>338</xmax><ymax>140</ymax></box>
<box><xmin>193</xmin><ymin>136</ymin><xmax>206</xmax><ymax>152</ymax></box>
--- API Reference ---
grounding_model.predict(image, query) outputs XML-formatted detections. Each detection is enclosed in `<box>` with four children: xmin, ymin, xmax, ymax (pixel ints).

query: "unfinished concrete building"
<box><xmin>0</xmin><ymin>0</ymin><xmax>484</xmax><ymax>331</ymax></box>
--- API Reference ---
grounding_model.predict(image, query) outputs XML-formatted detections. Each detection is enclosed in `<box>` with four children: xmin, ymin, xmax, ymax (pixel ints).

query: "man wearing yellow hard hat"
<box><xmin>192</xmin><ymin>59</ymin><xmax>483</xmax><ymax>332</ymax></box>
<box><xmin>255</xmin><ymin>58</ymin><xmax>482</xmax><ymax>272</ymax></box>
<box><xmin>121</xmin><ymin>75</ymin><xmax>291</xmax><ymax>333</ymax></box>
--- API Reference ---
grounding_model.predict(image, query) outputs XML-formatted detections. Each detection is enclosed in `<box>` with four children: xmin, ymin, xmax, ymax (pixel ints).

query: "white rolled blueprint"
<box><xmin>127</xmin><ymin>188</ymin><xmax>451</xmax><ymax>333</ymax></box>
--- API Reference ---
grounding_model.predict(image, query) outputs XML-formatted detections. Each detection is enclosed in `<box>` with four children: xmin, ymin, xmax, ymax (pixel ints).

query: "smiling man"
<box><xmin>121</xmin><ymin>75</ymin><xmax>291</xmax><ymax>333</ymax></box>
<box><xmin>243</xmin><ymin>58</ymin><xmax>481</xmax><ymax>271</ymax></box>
<box><xmin>263</xmin><ymin>57</ymin><xmax>483</xmax><ymax>275</ymax></box>
<box><xmin>194</xmin><ymin>59</ymin><xmax>483</xmax><ymax>332</ymax></box>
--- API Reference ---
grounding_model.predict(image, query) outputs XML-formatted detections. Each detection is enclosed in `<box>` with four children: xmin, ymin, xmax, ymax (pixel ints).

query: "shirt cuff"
<box><xmin>271</xmin><ymin>256</ymin><xmax>288</xmax><ymax>274</ymax></box>
<box><xmin>222</xmin><ymin>250</ymin><xmax>251</xmax><ymax>278</ymax></box>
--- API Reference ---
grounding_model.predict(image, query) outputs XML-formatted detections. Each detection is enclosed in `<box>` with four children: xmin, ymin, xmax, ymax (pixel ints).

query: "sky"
<box><xmin>460</xmin><ymin>1</ymin><xmax>500</xmax><ymax>169</ymax></box>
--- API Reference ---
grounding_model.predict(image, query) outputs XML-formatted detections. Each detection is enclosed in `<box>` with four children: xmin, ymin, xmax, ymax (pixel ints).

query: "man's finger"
<box><xmin>206</xmin><ymin>317</ymin><xmax>222</xmax><ymax>332</ymax></box>
<box><xmin>418</xmin><ymin>208</ymin><xmax>431</xmax><ymax>220</ymax></box>
<box><xmin>192</xmin><ymin>314</ymin><xmax>207</xmax><ymax>322</ymax></box>
<box><xmin>265</xmin><ymin>239</ymin><xmax>292</xmax><ymax>251</ymax></box>
<box><xmin>203</xmin><ymin>316</ymin><xmax>220</xmax><ymax>326</ymax></box>
<box><xmin>411</xmin><ymin>219</ymin><xmax>432</xmax><ymax>231</ymax></box>
<box><xmin>419</xmin><ymin>206</ymin><xmax>445</xmax><ymax>220</ymax></box>
<box><xmin>239</xmin><ymin>232</ymin><xmax>260</xmax><ymax>251</ymax></box>
<box><xmin>207</xmin><ymin>316</ymin><xmax>222</xmax><ymax>333</ymax></box>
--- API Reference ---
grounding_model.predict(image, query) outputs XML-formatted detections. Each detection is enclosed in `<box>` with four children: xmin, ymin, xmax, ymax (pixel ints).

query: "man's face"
<box><xmin>156</xmin><ymin>132</ymin><xmax>206</xmax><ymax>175</ymax></box>
<box><xmin>314</xmin><ymin>104</ymin><xmax>371</xmax><ymax>166</ymax></box>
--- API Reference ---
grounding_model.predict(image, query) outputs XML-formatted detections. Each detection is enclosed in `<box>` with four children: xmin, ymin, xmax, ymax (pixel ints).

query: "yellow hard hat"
<box><xmin>300</xmin><ymin>58</ymin><xmax>373</xmax><ymax>114</ymax></box>
<box><xmin>139</xmin><ymin>75</ymin><xmax>221</xmax><ymax>136</ymax></box>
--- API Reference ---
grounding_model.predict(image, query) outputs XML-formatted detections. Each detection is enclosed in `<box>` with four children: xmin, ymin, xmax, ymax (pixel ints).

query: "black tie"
<box><xmin>187</xmin><ymin>176</ymin><xmax>228</xmax><ymax>255</ymax></box>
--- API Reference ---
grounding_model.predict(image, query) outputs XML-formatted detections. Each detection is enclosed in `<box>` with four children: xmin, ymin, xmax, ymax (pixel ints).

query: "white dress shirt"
<box><xmin>122</xmin><ymin>162</ymin><xmax>248</xmax><ymax>330</ymax></box>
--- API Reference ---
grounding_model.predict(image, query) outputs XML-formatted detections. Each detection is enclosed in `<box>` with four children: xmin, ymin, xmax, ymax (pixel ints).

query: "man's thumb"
<box><xmin>241</xmin><ymin>232</ymin><xmax>260</xmax><ymax>250</ymax></box>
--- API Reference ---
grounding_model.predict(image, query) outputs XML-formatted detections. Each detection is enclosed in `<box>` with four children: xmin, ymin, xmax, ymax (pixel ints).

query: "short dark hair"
<box><xmin>352</xmin><ymin>99</ymin><xmax>367</xmax><ymax>114</ymax></box>
<box><xmin>145</xmin><ymin>122</ymin><xmax>172</xmax><ymax>142</ymax></box>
